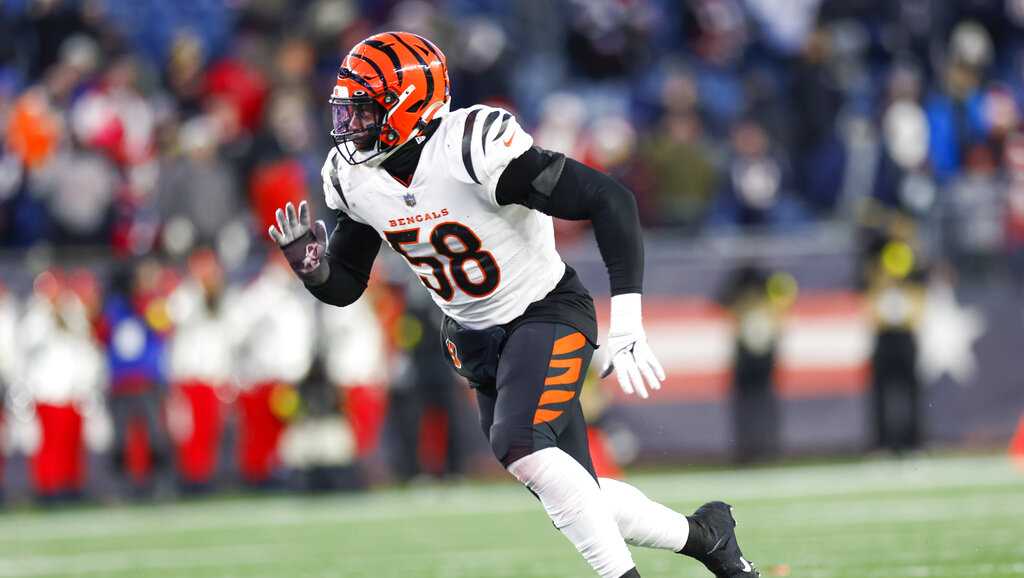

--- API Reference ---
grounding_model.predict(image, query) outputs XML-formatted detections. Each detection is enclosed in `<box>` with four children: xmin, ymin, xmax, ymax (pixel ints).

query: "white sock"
<box><xmin>507</xmin><ymin>448</ymin><xmax>636</xmax><ymax>578</ymax></box>
<box><xmin>600</xmin><ymin>477</ymin><xmax>690</xmax><ymax>551</ymax></box>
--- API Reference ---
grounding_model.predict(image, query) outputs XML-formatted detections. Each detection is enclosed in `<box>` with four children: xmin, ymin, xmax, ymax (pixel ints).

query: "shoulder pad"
<box><xmin>321</xmin><ymin>147</ymin><xmax>351</xmax><ymax>211</ymax></box>
<box><xmin>443</xmin><ymin>105</ymin><xmax>533</xmax><ymax>187</ymax></box>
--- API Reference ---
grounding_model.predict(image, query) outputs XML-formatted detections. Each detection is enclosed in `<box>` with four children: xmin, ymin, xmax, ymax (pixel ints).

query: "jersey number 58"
<box><xmin>384</xmin><ymin>222</ymin><xmax>500</xmax><ymax>301</ymax></box>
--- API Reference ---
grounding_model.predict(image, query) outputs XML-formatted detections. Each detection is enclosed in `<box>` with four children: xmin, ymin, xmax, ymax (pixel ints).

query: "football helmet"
<box><xmin>330</xmin><ymin>31</ymin><xmax>450</xmax><ymax>166</ymax></box>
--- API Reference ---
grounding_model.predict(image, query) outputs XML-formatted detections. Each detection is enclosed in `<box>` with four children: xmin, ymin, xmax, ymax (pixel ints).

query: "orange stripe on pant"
<box><xmin>533</xmin><ymin>332</ymin><xmax>587</xmax><ymax>426</ymax></box>
<box><xmin>538</xmin><ymin>389</ymin><xmax>576</xmax><ymax>406</ymax></box>
<box><xmin>544</xmin><ymin>357</ymin><xmax>582</xmax><ymax>386</ymax></box>
<box><xmin>533</xmin><ymin>386</ymin><xmax>576</xmax><ymax>425</ymax></box>
<box><xmin>533</xmin><ymin>408</ymin><xmax>563</xmax><ymax>425</ymax></box>
<box><xmin>551</xmin><ymin>331</ymin><xmax>585</xmax><ymax>355</ymax></box>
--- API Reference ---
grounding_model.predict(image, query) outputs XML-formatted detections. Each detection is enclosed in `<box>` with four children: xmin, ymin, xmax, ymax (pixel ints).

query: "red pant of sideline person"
<box><xmin>32</xmin><ymin>403</ymin><xmax>85</xmax><ymax>497</ymax></box>
<box><xmin>237</xmin><ymin>382</ymin><xmax>294</xmax><ymax>484</ymax></box>
<box><xmin>169</xmin><ymin>381</ymin><xmax>223</xmax><ymax>487</ymax></box>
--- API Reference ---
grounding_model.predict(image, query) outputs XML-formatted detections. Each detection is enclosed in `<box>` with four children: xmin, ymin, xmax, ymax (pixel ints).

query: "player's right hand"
<box><xmin>599</xmin><ymin>293</ymin><xmax>666</xmax><ymax>399</ymax></box>
<box><xmin>268</xmin><ymin>200</ymin><xmax>330</xmax><ymax>285</ymax></box>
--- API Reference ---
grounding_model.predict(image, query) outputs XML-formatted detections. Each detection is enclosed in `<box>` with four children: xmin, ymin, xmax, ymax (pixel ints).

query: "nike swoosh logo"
<box><xmin>740</xmin><ymin>557</ymin><xmax>753</xmax><ymax>573</ymax></box>
<box><xmin>503</xmin><ymin>129</ymin><xmax>516</xmax><ymax>147</ymax></box>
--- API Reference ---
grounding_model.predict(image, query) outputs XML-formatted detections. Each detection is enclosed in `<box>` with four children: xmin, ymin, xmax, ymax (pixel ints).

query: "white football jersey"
<box><xmin>321</xmin><ymin>105</ymin><xmax>565</xmax><ymax>329</ymax></box>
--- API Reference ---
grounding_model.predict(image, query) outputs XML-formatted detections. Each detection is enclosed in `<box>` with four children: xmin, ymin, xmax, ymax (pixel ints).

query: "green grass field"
<box><xmin>1</xmin><ymin>453</ymin><xmax>1022</xmax><ymax>578</ymax></box>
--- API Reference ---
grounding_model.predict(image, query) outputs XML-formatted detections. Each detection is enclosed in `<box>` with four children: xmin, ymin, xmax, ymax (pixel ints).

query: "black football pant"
<box><xmin>474</xmin><ymin>322</ymin><xmax>597</xmax><ymax>479</ymax></box>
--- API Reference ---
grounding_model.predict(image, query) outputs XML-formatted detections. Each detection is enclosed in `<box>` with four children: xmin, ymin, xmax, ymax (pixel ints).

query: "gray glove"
<box><xmin>268</xmin><ymin>200</ymin><xmax>330</xmax><ymax>285</ymax></box>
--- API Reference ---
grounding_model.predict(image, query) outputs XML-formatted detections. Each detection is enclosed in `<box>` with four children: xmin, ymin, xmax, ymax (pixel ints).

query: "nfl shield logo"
<box><xmin>403</xmin><ymin>193</ymin><xmax>417</xmax><ymax>207</ymax></box>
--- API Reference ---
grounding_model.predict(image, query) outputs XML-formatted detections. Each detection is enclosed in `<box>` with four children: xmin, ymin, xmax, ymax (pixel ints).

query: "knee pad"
<box><xmin>599</xmin><ymin>477</ymin><xmax>646</xmax><ymax>505</ymax></box>
<box><xmin>489</xmin><ymin>420</ymin><xmax>536</xmax><ymax>467</ymax></box>
<box><xmin>598</xmin><ymin>477</ymin><xmax>645</xmax><ymax>531</ymax></box>
<box><xmin>507</xmin><ymin>447</ymin><xmax>595</xmax><ymax>529</ymax></box>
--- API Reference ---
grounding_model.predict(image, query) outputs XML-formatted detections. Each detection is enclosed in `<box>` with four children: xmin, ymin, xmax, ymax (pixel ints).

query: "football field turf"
<box><xmin>1</xmin><ymin>453</ymin><xmax>1022</xmax><ymax>578</ymax></box>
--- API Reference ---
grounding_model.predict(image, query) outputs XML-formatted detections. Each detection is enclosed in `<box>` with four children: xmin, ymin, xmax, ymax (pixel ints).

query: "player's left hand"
<box><xmin>600</xmin><ymin>294</ymin><xmax>666</xmax><ymax>399</ymax></box>
<box><xmin>268</xmin><ymin>200</ymin><xmax>330</xmax><ymax>285</ymax></box>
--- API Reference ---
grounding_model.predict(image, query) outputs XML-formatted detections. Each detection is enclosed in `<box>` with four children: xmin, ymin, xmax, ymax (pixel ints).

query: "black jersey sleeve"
<box><xmin>306</xmin><ymin>210</ymin><xmax>382</xmax><ymax>307</ymax></box>
<box><xmin>495</xmin><ymin>146</ymin><xmax>643</xmax><ymax>295</ymax></box>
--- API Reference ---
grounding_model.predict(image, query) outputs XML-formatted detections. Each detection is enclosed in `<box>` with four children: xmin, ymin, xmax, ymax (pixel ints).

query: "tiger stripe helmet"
<box><xmin>330</xmin><ymin>31</ymin><xmax>450</xmax><ymax>166</ymax></box>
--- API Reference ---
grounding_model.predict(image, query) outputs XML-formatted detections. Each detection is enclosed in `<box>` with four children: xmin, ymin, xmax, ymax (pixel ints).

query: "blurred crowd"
<box><xmin>0</xmin><ymin>249</ymin><xmax>486</xmax><ymax>501</ymax></box>
<box><xmin>1</xmin><ymin>0</ymin><xmax>1024</xmax><ymax>252</ymax></box>
<box><xmin>3</xmin><ymin>0</ymin><xmax>1024</xmax><ymax>498</ymax></box>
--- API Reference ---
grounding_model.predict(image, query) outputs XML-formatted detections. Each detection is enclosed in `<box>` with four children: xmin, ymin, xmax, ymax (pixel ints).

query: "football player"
<box><xmin>269</xmin><ymin>31</ymin><xmax>758</xmax><ymax>578</ymax></box>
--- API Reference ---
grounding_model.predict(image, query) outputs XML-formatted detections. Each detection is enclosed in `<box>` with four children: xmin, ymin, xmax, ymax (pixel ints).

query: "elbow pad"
<box><xmin>496</xmin><ymin>146</ymin><xmax>567</xmax><ymax>208</ymax></box>
<box><xmin>529</xmin><ymin>148</ymin><xmax>566</xmax><ymax>199</ymax></box>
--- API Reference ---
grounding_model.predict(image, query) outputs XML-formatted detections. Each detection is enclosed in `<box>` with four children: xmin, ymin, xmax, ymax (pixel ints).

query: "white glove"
<box><xmin>600</xmin><ymin>293</ymin><xmax>666</xmax><ymax>399</ymax></box>
<box><xmin>268</xmin><ymin>200</ymin><xmax>330</xmax><ymax>285</ymax></box>
<box><xmin>268</xmin><ymin>200</ymin><xmax>314</xmax><ymax>245</ymax></box>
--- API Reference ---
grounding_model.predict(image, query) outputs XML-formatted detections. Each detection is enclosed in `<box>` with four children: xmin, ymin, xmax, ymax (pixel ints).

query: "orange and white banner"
<box><xmin>597</xmin><ymin>293</ymin><xmax>871</xmax><ymax>402</ymax></box>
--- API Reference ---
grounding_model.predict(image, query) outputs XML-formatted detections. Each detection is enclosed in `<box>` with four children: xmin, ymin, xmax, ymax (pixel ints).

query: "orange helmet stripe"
<box><xmin>410</xmin><ymin>33</ymin><xmax>448</xmax><ymax>104</ymax></box>
<box><xmin>362</xmin><ymin>39</ymin><xmax>404</xmax><ymax>85</ymax></box>
<box><xmin>411</xmin><ymin>33</ymin><xmax>444</xmax><ymax>65</ymax></box>
<box><xmin>388</xmin><ymin>32</ymin><xmax>435</xmax><ymax>106</ymax></box>
<box><xmin>347</xmin><ymin>53</ymin><xmax>387</xmax><ymax>89</ymax></box>
<box><xmin>347</xmin><ymin>46</ymin><xmax>397</xmax><ymax>90</ymax></box>
<box><xmin>337</xmin><ymin>66</ymin><xmax>376</xmax><ymax>95</ymax></box>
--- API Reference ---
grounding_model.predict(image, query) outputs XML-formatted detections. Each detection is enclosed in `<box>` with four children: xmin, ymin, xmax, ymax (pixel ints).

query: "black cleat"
<box><xmin>688</xmin><ymin>501</ymin><xmax>759</xmax><ymax>577</ymax></box>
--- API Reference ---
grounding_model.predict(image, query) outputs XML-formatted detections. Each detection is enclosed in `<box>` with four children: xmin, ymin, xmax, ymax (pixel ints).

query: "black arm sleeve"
<box><xmin>306</xmin><ymin>210</ymin><xmax>382</xmax><ymax>307</ymax></box>
<box><xmin>495</xmin><ymin>146</ymin><xmax>643</xmax><ymax>295</ymax></box>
